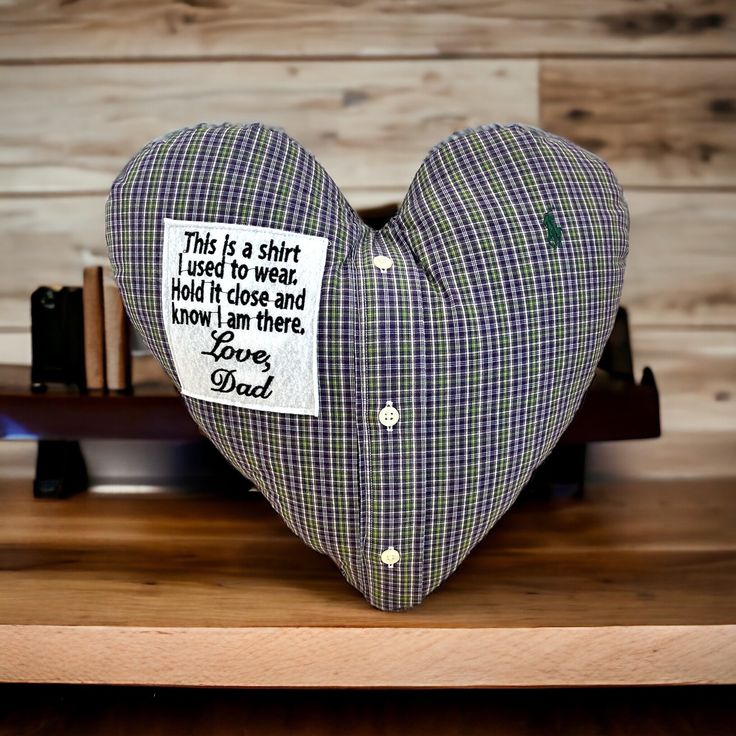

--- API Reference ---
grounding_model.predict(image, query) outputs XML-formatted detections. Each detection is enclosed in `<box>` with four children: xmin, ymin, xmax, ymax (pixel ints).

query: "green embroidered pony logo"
<box><xmin>543</xmin><ymin>210</ymin><xmax>562</xmax><ymax>248</ymax></box>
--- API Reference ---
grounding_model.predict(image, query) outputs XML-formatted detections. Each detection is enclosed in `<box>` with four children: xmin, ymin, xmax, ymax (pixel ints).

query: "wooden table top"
<box><xmin>1</xmin><ymin>446</ymin><xmax>734</xmax><ymax>686</ymax></box>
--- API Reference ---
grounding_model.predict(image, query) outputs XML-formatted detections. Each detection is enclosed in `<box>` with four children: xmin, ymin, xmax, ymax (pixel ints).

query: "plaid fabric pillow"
<box><xmin>105</xmin><ymin>122</ymin><xmax>629</xmax><ymax>611</ymax></box>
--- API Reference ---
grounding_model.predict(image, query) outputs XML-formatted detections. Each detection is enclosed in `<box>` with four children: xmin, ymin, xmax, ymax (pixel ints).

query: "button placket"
<box><xmin>371</xmin><ymin>241</ymin><xmax>406</xmax><ymax>586</ymax></box>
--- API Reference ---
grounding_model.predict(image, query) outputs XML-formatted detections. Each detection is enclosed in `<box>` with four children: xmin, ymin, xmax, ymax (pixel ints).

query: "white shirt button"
<box><xmin>378</xmin><ymin>401</ymin><xmax>399</xmax><ymax>431</ymax></box>
<box><xmin>373</xmin><ymin>255</ymin><xmax>393</xmax><ymax>272</ymax></box>
<box><xmin>381</xmin><ymin>547</ymin><xmax>400</xmax><ymax>567</ymax></box>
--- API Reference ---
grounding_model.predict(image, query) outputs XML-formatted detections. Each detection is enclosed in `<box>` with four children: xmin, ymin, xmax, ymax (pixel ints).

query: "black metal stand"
<box><xmin>33</xmin><ymin>440</ymin><xmax>88</xmax><ymax>499</ymax></box>
<box><xmin>521</xmin><ymin>444</ymin><xmax>587</xmax><ymax>502</ymax></box>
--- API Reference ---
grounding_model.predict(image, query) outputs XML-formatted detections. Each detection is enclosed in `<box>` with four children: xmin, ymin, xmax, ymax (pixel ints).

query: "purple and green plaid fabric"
<box><xmin>105</xmin><ymin>122</ymin><xmax>629</xmax><ymax>611</ymax></box>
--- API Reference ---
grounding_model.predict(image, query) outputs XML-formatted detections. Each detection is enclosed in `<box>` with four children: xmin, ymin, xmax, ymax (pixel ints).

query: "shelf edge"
<box><xmin>1</xmin><ymin>624</ymin><xmax>734</xmax><ymax>687</ymax></box>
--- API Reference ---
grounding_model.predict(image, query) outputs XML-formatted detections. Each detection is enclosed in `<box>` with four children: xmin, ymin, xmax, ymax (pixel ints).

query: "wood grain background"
<box><xmin>0</xmin><ymin>0</ymin><xmax>733</xmax><ymax>478</ymax></box>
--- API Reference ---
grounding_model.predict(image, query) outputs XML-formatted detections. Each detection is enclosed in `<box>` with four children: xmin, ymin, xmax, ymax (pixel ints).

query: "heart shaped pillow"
<box><xmin>105</xmin><ymin>122</ymin><xmax>629</xmax><ymax>611</ymax></box>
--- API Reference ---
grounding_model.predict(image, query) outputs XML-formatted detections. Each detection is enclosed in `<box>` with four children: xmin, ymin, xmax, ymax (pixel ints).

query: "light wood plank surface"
<box><xmin>629</xmin><ymin>327</ymin><xmax>735</xmax><ymax>434</ymax></box>
<box><xmin>541</xmin><ymin>59</ymin><xmax>736</xmax><ymax>187</ymax></box>
<box><xmin>3</xmin><ymin>59</ymin><xmax>733</xmax><ymax>193</ymax></box>
<box><xmin>622</xmin><ymin>191</ymin><xmax>736</xmax><ymax>327</ymax></box>
<box><xmin>588</xmin><ymin>326</ymin><xmax>736</xmax><ymax>480</ymax></box>
<box><xmin>0</xmin><ymin>0</ymin><xmax>733</xmax><ymax>60</ymax></box>
<box><xmin>0</xmin><ymin>60</ymin><xmax>537</xmax><ymax>195</ymax></box>
<box><xmin>1</xmin><ymin>190</ymin><xmax>733</xmax><ymax>332</ymax></box>
<box><xmin>0</xmin><ymin>455</ymin><xmax>734</xmax><ymax>685</ymax></box>
<box><xmin>0</xmin><ymin>332</ymin><xmax>30</xmax><ymax>366</ymax></box>
<box><xmin>589</xmin><ymin>429</ymin><xmax>736</xmax><ymax>481</ymax></box>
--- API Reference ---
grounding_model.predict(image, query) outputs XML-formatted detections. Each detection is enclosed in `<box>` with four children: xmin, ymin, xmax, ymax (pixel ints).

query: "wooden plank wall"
<box><xmin>0</xmin><ymin>0</ymin><xmax>734</xmax><ymax>479</ymax></box>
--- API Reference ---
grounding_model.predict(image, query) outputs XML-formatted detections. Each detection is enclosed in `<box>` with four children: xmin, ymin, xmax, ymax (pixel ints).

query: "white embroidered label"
<box><xmin>162</xmin><ymin>218</ymin><xmax>329</xmax><ymax>416</ymax></box>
